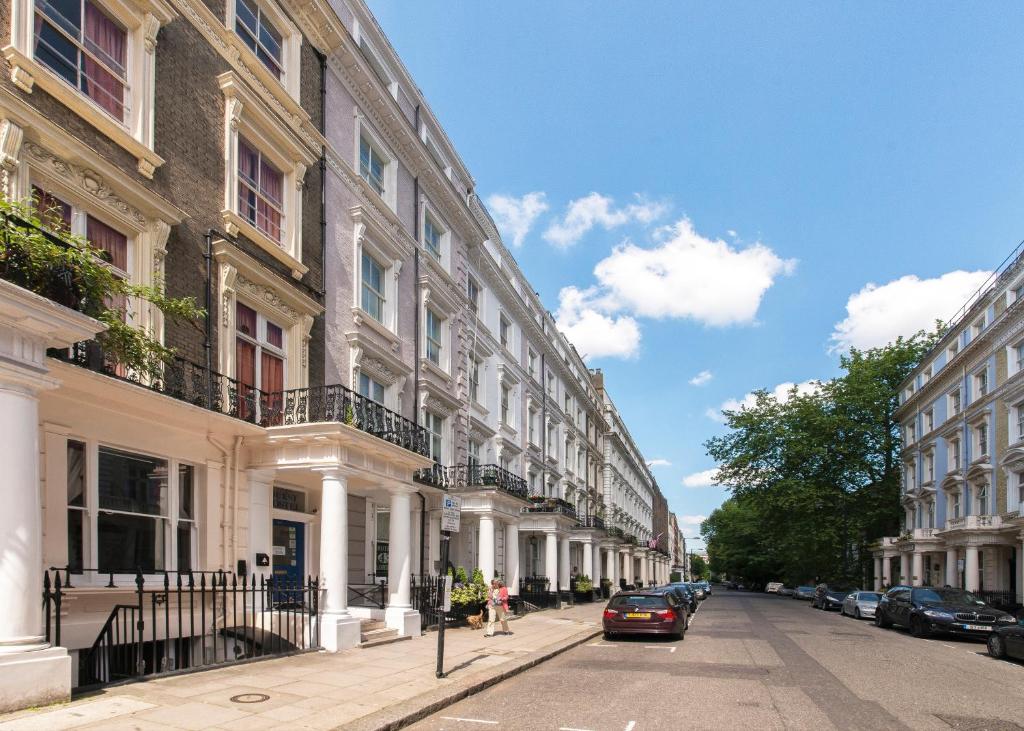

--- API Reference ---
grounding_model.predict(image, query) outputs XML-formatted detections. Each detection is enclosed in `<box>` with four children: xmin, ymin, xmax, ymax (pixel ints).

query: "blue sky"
<box><xmin>367</xmin><ymin>1</ymin><xmax>1024</xmax><ymax>548</ymax></box>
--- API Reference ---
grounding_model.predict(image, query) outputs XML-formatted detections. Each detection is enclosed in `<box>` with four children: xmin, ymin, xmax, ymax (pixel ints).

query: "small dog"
<box><xmin>466</xmin><ymin>609</ymin><xmax>485</xmax><ymax>630</ymax></box>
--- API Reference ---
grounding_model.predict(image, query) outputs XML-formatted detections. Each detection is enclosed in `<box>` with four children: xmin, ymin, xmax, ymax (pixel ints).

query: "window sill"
<box><xmin>420</xmin><ymin>357</ymin><xmax>450</xmax><ymax>381</ymax></box>
<box><xmin>222</xmin><ymin>210</ymin><xmax>307</xmax><ymax>279</ymax></box>
<box><xmin>3</xmin><ymin>47</ymin><xmax>164</xmax><ymax>178</ymax></box>
<box><xmin>351</xmin><ymin>305</ymin><xmax>401</xmax><ymax>348</ymax></box>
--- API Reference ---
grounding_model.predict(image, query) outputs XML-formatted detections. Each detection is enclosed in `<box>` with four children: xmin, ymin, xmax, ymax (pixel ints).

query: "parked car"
<box><xmin>766</xmin><ymin>582</ymin><xmax>784</xmax><ymax>594</ymax></box>
<box><xmin>666</xmin><ymin>583</ymin><xmax>699</xmax><ymax>615</ymax></box>
<box><xmin>875</xmin><ymin>586</ymin><xmax>1016</xmax><ymax>638</ymax></box>
<box><xmin>602</xmin><ymin>591</ymin><xmax>687</xmax><ymax>640</ymax></box>
<box><xmin>686</xmin><ymin>583</ymin><xmax>706</xmax><ymax>600</ymax></box>
<box><xmin>986</xmin><ymin>618</ymin><xmax>1024</xmax><ymax>661</ymax></box>
<box><xmin>841</xmin><ymin>591</ymin><xmax>881</xmax><ymax>619</ymax></box>
<box><xmin>696</xmin><ymin>580</ymin><xmax>712</xmax><ymax>596</ymax></box>
<box><xmin>793</xmin><ymin>585</ymin><xmax>816</xmax><ymax>601</ymax></box>
<box><xmin>778</xmin><ymin>586</ymin><xmax>795</xmax><ymax>597</ymax></box>
<box><xmin>814</xmin><ymin>584</ymin><xmax>856</xmax><ymax>610</ymax></box>
<box><xmin>654</xmin><ymin>586</ymin><xmax>696</xmax><ymax>625</ymax></box>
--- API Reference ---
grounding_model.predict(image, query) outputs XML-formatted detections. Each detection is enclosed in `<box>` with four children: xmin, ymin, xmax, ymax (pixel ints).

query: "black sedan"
<box><xmin>986</xmin><ymin>618</ymin><xmax>1024</xmax><ymax>661</ymax></box>
<box><xmin>814</xmin><ymin>584</ymin><xmax>855</xmax><ymax>610</ymax></box>
<box><xmin>602</xmin><ymin>591</ymin><xmax>687</xmax><ymax>640</ymax></box>
<box><xmin>875</xmin><ymin>586</ymin><xmax>1016</xmax><ymax>638</ymax></box>
<box><xmin>664</xmin><ymin>583</ymin><xmax>699</xmax><ymax>615</ymax></box>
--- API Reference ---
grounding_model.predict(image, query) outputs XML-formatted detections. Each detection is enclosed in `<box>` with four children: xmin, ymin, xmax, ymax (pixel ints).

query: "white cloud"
<box><xmin>678</xmin><ymin>514</ymin><xmax>708</xmax><ymax>527</ymax></box>
<box><xmin>707</xmin><ymin>380</ymin><xmax>820</xmax><ymax>423</ymax></box>
<box><xmin>543</xmin><ymin>193</ymin><xmax>667</xmax><ymax>248</ymax></box>
<box><xmin>830</xmin><ymin>270</ymin><xmax>992</xmax><ymax>352</ymax></box>
<box><xmin>682</xmin><ymin>469</ymin><xmax>720</xmax><ymax>488</ymax></box>
<box><xmin>689</xmin><ymin>370</ymin><xmax>713</xmax><ymax>387</ymax></box>
<box><xmin>590</xmin><ymin>218</ymin><xmax>796</xmax><ymax>326</ymax></box>
<box><xmin>647</xmin><ymin>458</ymin><xmax>672</xmax><ymax>468</ymax></box>
<box><xmin>555</xmin><ymin>286</ymin><xmax>641</xmax><ymax>360</ymax></box>
<box><xmin>486</xmin><ymin>192</ymin><xmax>549</xmax><ymax>248</ymax></box>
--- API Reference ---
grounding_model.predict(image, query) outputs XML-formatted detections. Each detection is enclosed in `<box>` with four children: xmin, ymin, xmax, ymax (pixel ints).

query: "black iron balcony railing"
<box><xmin>413</xmin><ymin>463</ymin><xmax>528</xmax><ymax>498</ymax></box>
<box><xmin>522</xmin><ymin>496</ymin><xmax>578</xmax><ymax>519</ymax></box>
<box><xmin>606</xmin><ymin>526</ymin><xmax>624</xmax><ymax>539</ymax></box>
<box><xmin>575</xmin><ymin>515</ymin><xmax>606</xmax><ymax>529</ymax></box>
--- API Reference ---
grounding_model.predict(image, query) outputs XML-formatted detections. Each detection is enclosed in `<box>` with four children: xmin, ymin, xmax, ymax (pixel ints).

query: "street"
<box><xmin>409</xmin><ymin>590</ymin><xmax>1024</xmax><ymax>731</ymax></box>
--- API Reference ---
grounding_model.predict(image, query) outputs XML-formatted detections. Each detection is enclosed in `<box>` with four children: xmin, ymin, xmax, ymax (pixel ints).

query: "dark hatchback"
<box><xmin>875</xmin><ymin>586</ymin><xmax>1016</xmax><ymax>638</ymax></box>
<box><xmin>603</xmin><ymin>592</ymin><xmax>687</xmax><ymax>640</ymax></box>
<box><xmin>987</xmin><ymin>618</ymin><xmax>1024</xmax><ymax>661</ymax></box>
<box><xmin>814</xmin><ymin>584</ymin><xmax>856</xmax><ymax>610</ymax></box>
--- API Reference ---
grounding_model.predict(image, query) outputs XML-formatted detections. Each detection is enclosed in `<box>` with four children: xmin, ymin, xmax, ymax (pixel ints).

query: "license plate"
<box><xmin>962</xmin><ymin>624</ymin><xmax>991</xmax><ymax>631</ymax></box>
<box><xmin>624</xmin><ymin>612</ymin><xmax>651</xmax><ymax>619</ymax></box>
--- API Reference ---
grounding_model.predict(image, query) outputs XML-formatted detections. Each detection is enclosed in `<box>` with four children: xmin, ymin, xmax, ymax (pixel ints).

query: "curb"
<box><xmin>342</xmin><ymin>626</ymin><xmax>604</xmax><ymax>731</ymax></box>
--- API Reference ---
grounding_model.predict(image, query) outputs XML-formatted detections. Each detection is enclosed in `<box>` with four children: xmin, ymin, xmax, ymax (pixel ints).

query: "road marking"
<box><xmin>625</xmin><ymin>722</ymin><xmax>637</xmax><ymax>731</ymax></box>
<box><xmin>587</xmin><ymin>641</ymin><xmax>618</xmax><ymax>647</ymax></box>
<box><xmin>559</xmin><ymin>727</ymin><xmax>596</xmax><ymax>731</ymax></box>
<box><xmin>439</xmin><ymin>717</ymin><xmax>498</xmax><ymax>725</ymax></box>
<box><xmin>942</xmin><ymin>644</ymin><xmax>956</xmax><ymax>649</ymax></box>
<box><xmin>643</xmin><ymin>645</ymin><xmax>677</xmax><ymax>652</ymax></box>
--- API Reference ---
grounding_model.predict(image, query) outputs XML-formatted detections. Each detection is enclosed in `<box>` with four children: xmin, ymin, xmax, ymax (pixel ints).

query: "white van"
<box><xmin>766</xmin><ymin>582</ymin><xmax>784</xmax><ymax>594</ymax></box>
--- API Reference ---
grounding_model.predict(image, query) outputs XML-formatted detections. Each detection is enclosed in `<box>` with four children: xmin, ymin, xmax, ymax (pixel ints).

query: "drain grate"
<box><xmin>935</xmin><ymin>715</ymin><xmax>1024</xmax><ymax>731</ymax></box>
<box><xmin>230</xmin><ymin>693</ymin><xmax>270</xmax><ymax>704</ymax></box>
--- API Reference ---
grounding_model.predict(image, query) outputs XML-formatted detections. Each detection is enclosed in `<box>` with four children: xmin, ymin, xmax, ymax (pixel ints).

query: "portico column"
<box><xmin>606</xmin><ymin>546</ymin><xmax>617</xmax><ymax>588</ymax></box>
<box><xmin>559</xmin><ymin>534</ymin><xmax>571</xmax><ymax>591</ymax></box>
<box><xmin>0</xmin><ymin>281</ymin><xmax>108</xmax><ymax>711</ymax></box>
<box><xmin>504</xmin><ymin>522</ymin><xmax>520</xmax><ymax>595</ymax></box>
<box><xmin>545</xmin><ymin>532</ymin><xmax>558</xmax><ymax>592</ymax></box>
<box><xmin>899</xmin><ymin>553</ymin><xmax>910</xmax><ymax>584</ymax></box>
<box><xmin>882</xmin><ymin>555</ymin><xmax>892</xmax><ymax>587</ymax></box>
<box><xmin>478</xmin><ymin>514</ymin><xmax>495</xmax><ymax>584</ymax></box>
<box><xmin>965</xmin><ymin>546</ymin><xmax>980</xmax><ymax>592</ymax></box>
<box><xmin>945</xmin><ymin>548</ymin><xmax>958</xmax><ymax>588</ymax></box>
<box><xmin>582</xmin><ymin>539</ymin><xmax>593</xmax><ymax>582</ymax></box>
<box><xmin>593</xmin><ymin>543</ymin><xmax>602</xmax><ymax>583</ymax></box>
<box><xmin>873</xmin><ymin>557</ymin><xmax>882</xmax><ymax>591</ymax></box>
<box><xmin>385</xmin><ymin>488</ymin><xmax>419</xmax><ymax>636</ymax></box>
<box><xmin>318</xmin><ymin>468</ymin><xmax>360</xmax><ymax>652</ymax></box>
<box><xmin>911</xmin><ymin>552</ymin><xmax>924</xmax><ymax>587</ymax></box>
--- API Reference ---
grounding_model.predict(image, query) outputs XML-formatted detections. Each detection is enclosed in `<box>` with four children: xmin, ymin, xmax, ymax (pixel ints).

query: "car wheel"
<box><xmin>875</xmin><ymin>611</ymin><xmax>891</xmax><ymax>629</ymax></box>
<box><xmin>854</xmin><ymin>608</ymin><xmax>861</xmax><ymax>620</ymax></box>
<box><xmin>987</xmin><ymin>633</ymin><xmax>1006</xmax><ymax>659</ymax></box>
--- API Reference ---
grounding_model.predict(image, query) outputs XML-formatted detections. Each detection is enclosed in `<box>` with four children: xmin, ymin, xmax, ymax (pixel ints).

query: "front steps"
<box><xmin>359</xmin><ymin>619</ymin><xmax>410</xmax><ymax>649</ymax></box>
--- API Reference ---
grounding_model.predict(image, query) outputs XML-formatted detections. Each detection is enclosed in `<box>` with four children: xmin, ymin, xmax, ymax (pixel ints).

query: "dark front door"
<box><xmin>272</xmin><ymin>519</ymin><xmax>305</xmax><ymax>604</ymax></box>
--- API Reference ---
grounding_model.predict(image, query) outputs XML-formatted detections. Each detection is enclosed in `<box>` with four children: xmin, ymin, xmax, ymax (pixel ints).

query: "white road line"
<box><xmin>559</xmin><ymin>727</ymin><xmax>595</xmax><ymax>731</ymax></box>
<box><xmin>643</xmin><ymin>645</ymin><xmax>677</xmax><ymax>652</ymax></box>
<box><xmin>942</xmin><ymin>644</ymin><xmax>956</xmax><ymax>649</ymax></box>
<box><xmin>625</xmin><ymin>722</ymin><xmax>637</xmax><ymax>731</ymax></box>
<box><xmin>587</xmin><ymin>642</ymin><xmax>618</xmax><ymax>647</ymax></box>
<box><xmin>439</xmin><ymin>717</ymin><xmax>499</xmax><ymax>725</ymax></box>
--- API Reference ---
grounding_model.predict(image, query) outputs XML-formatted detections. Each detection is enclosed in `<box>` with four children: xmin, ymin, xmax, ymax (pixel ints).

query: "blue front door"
<box><xmin>272</xmin><ymin>519</ymin><xmax>305</xmax><ymax>603</ymax></box>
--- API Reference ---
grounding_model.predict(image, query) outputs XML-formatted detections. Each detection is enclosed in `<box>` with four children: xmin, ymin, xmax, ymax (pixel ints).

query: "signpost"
<box><xmin>436</xmin><ymin>495</ymin><xmax>462</xmax><ymax>678</ymax></box>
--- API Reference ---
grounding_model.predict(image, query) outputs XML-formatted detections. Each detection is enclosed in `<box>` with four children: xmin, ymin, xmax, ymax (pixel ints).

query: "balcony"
<box><xmin>413</xmin><ymin>463</ymin><xmax>528</xmax><ymax>498</ymax></box>
<box><xmin>943</xmin><ymin>515</ymin><xmax>1004</xmax><ymax>532</ymax></box>
<box><xmin>575</xmin><ymin>515</ymin><xmax>606</xmax><ymax>530</ymax></box>
<box><xmin>522</xmin><ymin>496</ymin><xmax>578</xmax><ymax>519</ymax></box>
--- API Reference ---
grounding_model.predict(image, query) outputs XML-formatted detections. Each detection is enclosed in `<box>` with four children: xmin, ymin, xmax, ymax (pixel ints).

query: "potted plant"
<box><xmin>572</xmin><ymin>574</ymin><xmax>594</xmax><ymax>603</ymax></box>
<box><xmin>447</xmin><ymin>566</ymin><xmax>488</xmax><ymax>623</ymax></box>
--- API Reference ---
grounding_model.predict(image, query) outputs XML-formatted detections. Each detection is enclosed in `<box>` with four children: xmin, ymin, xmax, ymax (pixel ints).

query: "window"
<box><xmin>499</xmin><ymin>315</ymin><xmax>510</xmax><ymax>349</ymax></box>
<box><xmin>1017</xmin><ymin>406</ymin><xmax>1024</xmax><ymax>442</ymax></box>
<box><xmin>906</xmin><ymin>423</ymin><xmax>916</xmax><ymax>444</ymax></box>
<box><xmin>235</xmin><ymin>301</ymin><xmax>285</xmax><ymax>409</ymax></box>
<box><xmin>924</xmin><ymin>410</ymin><xmax>933</xmax><ymax>434</ymax></box>
<box><xmin>358</xmin><ymin>372</ymin><xmax>385</xmax><ymax>403</ymax></box>
<box><xmin>467</xmin><ymin>277</ymin><xmax>480</xmax><ymax>315</ymax></box>
<box><xmin>468</xmin><ymin>440</ymin><xmax>481</xmax><ymax>470</ymax></box>
<box><xmin>905</xmin><ymin>462</ymin><xmax>916</xmax><ymax>491</ymax></box>
<box><xmin>922</xmin><ymin>367</ymin><xmax>932</xmax><ymax>385</ymax></box>
<box><xmin>564</xmin><ymin>393</ymin><xmax>571</xmax><ymax>414</ymax></box>
<box><xmin>975</xmin><ymin>369</ymin><xmax>988</xmax><ymax>399</ymax></box>
<box><xmin>96</xmin><ymin>446</ymin><xmax>168</xmax><ymax>573</ymax></box>
<box><xmin>177</xmin><ymin>464</ymin><xmax>196</xmax><ymax>572</ymax></box>
<box><xmin>361</xmin><ymin>251</ymin><xmax>385</xmax><ymax>322</ymax></box>
<box><xmin>528</xmin><ymin>349</ymin><xmax>537</xmax><ymax>378</ymax></box>
<box><xmin>501</xmin><ymin>385</ymin><xmax>510</xmax><ymax>425</ymax></box>
<box><xmin>948</xmin><ymin>341</ymin><xmax>960</xmax><ymax>362</ymax></box>
<box><xmin>470</xmin><ymin>359</ymin><xmax>481</xmax><ymax>404</ymax></box>
<box><xmin>528</xmin><ymin>408</ymin><xmax>537</xmax><ymax>444</ymax></box>
<box><xmin>423</xmin><ymin>212</ymin><xmax>442</xmax><ymax>261</ymax></box>
<box><xmin>950</xmin><ymin>438</ymin><xmax>961</xmax><ymax>471</ymax></box>
<box><xmin>34</xmin><ymin>0</ymin><xmax>128</xmax><ymax>122</ymax></box>
<box><xmin>977</xmin><ymin>484</ymin><xmax>989</xmax><ymax>515</ymax></box>
<box><xmin>927</xmin><ymin>501</ymin><xmax>935</xmax><ymax>529</ymax></box>
<box><xmin>925</xmin><ymin>453</ymin><xmax>934</xmax><ymax>483</ymax></box>
<box><xmin>425</xmin><ymin>411</ymin><xmax>444</xmax><ymax>463</ymax></box>
<box><xmin>972</xmin><ymin>318</ymin><xmax>985</xmax><ymax>337</ymax></box>
<box><xmin>1016</xmin><ymin>343</ymin><xmax>1024</xmax><ymax>372</ymax></box>
<box><xmin>67</xmin><ymin>440</ymin><xmax>87</xmax><ymax>573</ymax></box>
<box><xmin>950</xmin><ymin>389</ymin><xmax>962</xmax><ymax>416</ymax></box>
<box><xmin>977</xmin><ymin>423</ymin><xmax>988</xmax><ymax>457</ymax></box>
<box><xmin>952</xmin><ymin>493</ymin><xmax>961</xmax><ymax>519</ymax></box>
<box><xmin>359</xmin><ymin>135</ymin><xmax>386</xmax><ymax>197</ymax></box>
<box><xmin>238</xmin><ymin>137</ymin><xmax>284</xmax><ymax>243</ymax></box>
<box><xmin>234</xmin><ymin>0</ymin><xmax>282</xmax><ymax>78</ymax></box>
<box><xmin>426</xmin><ymin>309</ymin><xmax>442</xmax><ymax>365</ymax></box>
<box><xmin>547</xmin><ymin>372</ymin><xmax>555</xmax><ymax>397</ymax></box>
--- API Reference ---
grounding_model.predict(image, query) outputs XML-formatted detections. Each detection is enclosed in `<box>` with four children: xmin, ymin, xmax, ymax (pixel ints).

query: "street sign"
<box><xmin>957</xmin><ymin>558</ymin><xmax>965</xmax><ymax>572</ymax></box>
<box><xmin>441</xmin><ymin>495</ymin><xmax>462</xmax><ymax>533</ymax></box>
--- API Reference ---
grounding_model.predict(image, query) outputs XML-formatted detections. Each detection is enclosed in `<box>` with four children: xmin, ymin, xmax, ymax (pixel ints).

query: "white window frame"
<box><xmin>354</xmin><ymin>116</ymin><xmax>397</xmax><ymax>210</ymax></box>
<box><xmin>974</xmin><ymin>421</ymin><xmax>989</xmax><ymax>459</ymax></box>
<box><xmin>220</xmin><ymin>73</ymin><xmax>314</xmax><ymax>278</ymax></box>
<box><xmin>467</xmin><ymin>276</ymin><xmax>481</xmax><ymax>317</ymax></box>
<box><xmin>470</xmin><ymin>358</ymin><xmax>483</xmax><ymax>405</ymax></box>
<box><xmin>499</xmin><ymin>313</ymin><xmax>511</xmax><ymax>350</ymax></box>
<box><xmin>500</xmin><ymin>383</ymin><xmax>511</xmax><ymax>426</ymax></box>
<box><xmin>358</xmin><ymin>371</ymin><xmax>386</xmax><ymax>404</ymax></box>
<box><xmin>973</xmin><ymin>368</ymin><xmax>988</xmax><ymax>400</ymax></box>
<box><xmin>424</xmin><ymin>410</ymin><xmax>445</xmax><ymax>463</ymax></box>
<box><xmin>5</xmin><ymin>0</ymin><xmax>169</xmax><ymax>177</ymax></box>
<box><xmin>225</xmin><ymin>0</ymin><xmax>301</xmax><ymax>102</ymax></box>
<box><xmin>420</xmin><ymin>198</ymin><xmax>450</xmax><ymax>270</ymax></box>
<box><xmin>352</xmin><ymin>19</ymin><xmax>399</xmax><ymax>100</ymax></box>
<box><xmin>924</xmin><ymin>409</ymin><xmax>933</xmax><ymax>434</ymax></box>
<box><xmin>950</xmin><ymin>438</ymin><xmax>961</xmax><ymax>471</ymax></box>
<box><xmin>949</xmin><ymin>389</ymin><xmax>962</xmax><ymax>417</ymax></box>
<box><xmin>234</xmin><ymin>299</ymin><xmax>287</xmax><ymax>391</ymax></box>
<box><xmin>360</xmin><ymin>249</ymin><xmax>387</xmax><ymax>324</ymax></box>
<box><xmin>976</xmin><ymin>483</ymin><xmax>989</xmax><ymax>516</ymax></box>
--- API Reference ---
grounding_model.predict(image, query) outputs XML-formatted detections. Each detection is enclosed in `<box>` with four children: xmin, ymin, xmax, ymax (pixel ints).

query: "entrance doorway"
<box><xmin>272</xmin><ymin>519</ymin><xmax>305</xmax><ymax>602</ymax></box>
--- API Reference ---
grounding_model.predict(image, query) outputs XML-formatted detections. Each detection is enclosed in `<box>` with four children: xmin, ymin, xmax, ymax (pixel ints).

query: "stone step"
<box><xmin>359</xmin><ymin>619</ymin><xmax>387</xmax><ymax>632</ymax></box>
<box><xmin>359</xmin><ymin>627</ymin><xmax>410</xmax><ymax>649</ymax></box>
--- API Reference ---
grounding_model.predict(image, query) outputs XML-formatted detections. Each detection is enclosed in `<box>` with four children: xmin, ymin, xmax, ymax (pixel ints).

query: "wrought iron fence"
<box><xmin>518</xmin><ymin>576</ymin><xmax>555</xmax><ymax>610</ymax></box>
<box><xmin>348</xmin><ymin>581</ymin><xmax>387</xmax><ymax>609</ymax></box>
<box><xmin>521</xmin><ymin>497</ymin><xmax>578</xmax><ymax>519</ymax></box>
<box><xmin>411</xmin><ymin>574</ymin><xmax>445</xmax><ymax>631</ymax></box>
<box><xmin>576</xmin><ymin>515</ymin><xmax>606</xmax><ymax>529</ymax></box>
<box><xmin>413</xmin><ymin>463</ymin><xmax>528</xmax><ymax>498</ymax></box>
<box><xmin>978</xmin><ymin>590</ymin><xmax>1022</xmax><ymax>614</ymax></box>
<box><xmin>43</xmin><ymin>568</ymin><xmax>319</xmax><ymax>690</ymax></box>
<box><xmin>279</xmin><ymin>384</ymin><xmax>429</xmax><ymax>456</ymax></box>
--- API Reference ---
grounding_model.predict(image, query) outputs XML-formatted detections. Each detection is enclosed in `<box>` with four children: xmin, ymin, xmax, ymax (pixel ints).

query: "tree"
<box><xmin>689</xmin><ymin>553</ymin><xmax>709</xmax><ymax>580</ymax></box>
<box><xmin>703</xmin><ymin>332</ymin><xmax>937</xmax><ymax>587</ymax></box>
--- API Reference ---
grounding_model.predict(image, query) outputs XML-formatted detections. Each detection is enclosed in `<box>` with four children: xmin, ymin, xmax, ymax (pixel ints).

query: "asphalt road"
<box><xmin>406</xmin><ymin>589</ymin><xmax>1024</xmax><ymax>731</ymax></box>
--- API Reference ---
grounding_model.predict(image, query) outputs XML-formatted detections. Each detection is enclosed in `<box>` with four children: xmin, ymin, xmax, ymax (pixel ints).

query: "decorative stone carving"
<box><xmin>424</xmin><ymin>396</ymin><xmax>453</xmax><ymax>418</ymax></box>
<box><xmin>0</xmin><ymin>120</ymin><xmax>24</xmax><ymax>172</ymax></box>
<box><xmin>235</xmin><ymin>275</ymin><xmax>300</xmax><ymax>321</ymax></box>
<box><xmin>142</xmin><ymin>13</ymin><xmax>161</xmax><ymax>54</ymax></box>
<box><xmin>362</xmin><ymin>356</ymin><xmax>399</xmax><ymax>385</ymax></box>
<box><xmin>23</xmin><ymin>142</ymin><xmax>146</xmax><ymax>225</ymax></box>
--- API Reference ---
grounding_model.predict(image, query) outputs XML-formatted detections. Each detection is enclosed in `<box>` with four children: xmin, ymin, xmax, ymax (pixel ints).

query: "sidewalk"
<box><xmin>0</xmin><ymin>603</ymin><xmax>603</xmax><ymax>731</ymax></box>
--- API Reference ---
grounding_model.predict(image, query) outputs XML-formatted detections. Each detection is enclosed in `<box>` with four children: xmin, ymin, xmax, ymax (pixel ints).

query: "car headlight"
<box><xmin>998</xmin><ymin>616</ymin><xmax>1016</xmax><ymax>624</ymax></box>
<box><xmin>923</xmin><ymin>609</ymin><xmax>953</xmax><ymax>620</ymax></box>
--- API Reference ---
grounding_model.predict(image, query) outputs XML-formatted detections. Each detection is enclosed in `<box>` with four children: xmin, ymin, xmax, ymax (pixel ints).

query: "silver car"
<box><xmin>841</xmin><ymin>591</ymin><xmax>881</xmax><ymax>619</ymax></box>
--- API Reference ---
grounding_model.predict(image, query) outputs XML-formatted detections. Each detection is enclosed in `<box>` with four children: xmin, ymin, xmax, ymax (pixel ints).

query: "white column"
<box><xmin>318</xmin><ymin>468</ymin><xmax>360</xmax><ymax>652</ymax></box>
<box><xmin>640</xmin><ymin>551</ymin><xmax>649</xmax><ymax>586</ymax></box>
<box><xmin>0</xmin><ymin>281</ymin><xmax>104</xmax><ymax>711</ymax></box>
<box><xmin>606</xmin><ymin>546</ymin><xmax>617</xmax><ymax>588</ymax></box>
<box><xmin>478</xmin><ymin>514</ymin><xmax>495</xmax><ymax>585</ymax></box>
<box><xmin>965</xmin><ymin>546</ymin><xmax>980</xmax><ymax>592</ymax></box>
<box><xmin>582</xmin><ymin>540</ymin><xmax>593</xmax><ymax>582</ymax></box>
<box><xmin>385</xmin><ymin>488</ymin><xmax>419</xmax><ymax>636</ymax></box>
<box><xmin>559</xmin><ymin>534</ymin><xmax>571</xmax><ymax>591</ymax></box>
<box><xmin>545</xmin><ymin>532</ymin><xmax>558</xmax><ymax>592</ymax></box>
<box><xmin>899</xmin><ymin>553</ymin><xmax>910</xmax><ymax>584</ymax></box>
<box><xmin>504</xmin><ymin>522</ymin><xmax>520</xmax><ymax>595</ymax></box>
<box><xmin>873</xmin><ymin>557</ymin><xmax>883</xmax><ymax>591</ymax></box>
<box><xmin>911</xmin><ymin>552</ymin><xmax>924</xmax><ymax>587</ymax></box>
<box><xmin>882</xmin><ymin>555</ymin><xmax>891</xmax><ymax>587</ymax></box>
<box><xmin>945</xmin><ymin>548</ymin><xmax>958</xmax><ymax>588</ymax></box>
<box><xmin>592</xmin><ymin>543</ymin><xmax>602</xmax><ymax>584</ymax></box>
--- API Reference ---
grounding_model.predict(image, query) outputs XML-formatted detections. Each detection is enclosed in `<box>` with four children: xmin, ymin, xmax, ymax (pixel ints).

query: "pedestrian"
<box><xmin>497</xmin><ymin>580</ymin><xmax>511</xmax><ymax>635</ymax></box>
<box><xmin>484</xmin><ymin>579</ymin><xmax>510</xmax><ymax>637</ymax></box>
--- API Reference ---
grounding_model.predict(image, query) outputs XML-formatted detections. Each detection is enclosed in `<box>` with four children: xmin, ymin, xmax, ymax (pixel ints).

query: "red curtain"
<box><xmin>83</xmin><ymin>1</ymin><xmax>126</xmax><ymax>120</ymax></box>
<box><xmin>261</xmin><ymin>352</ymin><xmax>283</xmax><ymax>393</ymax></box>
<box><xmin>258</xmin><ymin>157</ymin><xmax>283</xmax><ymax>242</ymax></box>
<box><xmin>32</xmin><ymin>186</ymin><xmax>71</xmax><ymax>230</ymax></box>
<box><xmin>86</xmin><ymin>215</ymin><xmax>127</xmax><ymax>271</ymax></box>
<box><xmin>266</xmin><ymin>321</ymin><xmax>283</xmax><ymax>349</ymax></box>
<box><xmin>236</xmin><ymin>302</ymin><xmax>257</xmax><ymax>338</ymax></box>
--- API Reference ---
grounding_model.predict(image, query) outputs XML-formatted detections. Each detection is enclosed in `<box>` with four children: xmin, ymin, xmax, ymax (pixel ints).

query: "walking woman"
<box><xmin>485</xmin><ymin>579</ymin><xmax>511</xmax><ymax>637</ymax></box>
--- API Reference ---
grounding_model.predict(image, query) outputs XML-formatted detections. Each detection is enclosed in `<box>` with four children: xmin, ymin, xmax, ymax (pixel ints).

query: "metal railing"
<box><xmin>518</xmin><ymin>576</ymin><xmax>554</xmax><ymax>610</ymax></box>
<box><xmin>414</xmin><ymin>463</ymin><xmax>528</xmax><ymax>498</ymax></box>
<box><xmin>410</xmin><ymin>574</ymin><xmax>445</xmax><ymax>631</ymax></box>
<box><xmin>521</xmin><ymin>497</ymin><xmax>578</xmax><ymax>519</ymax></box>
<box><xmin>43</xmin><ymin>567</ymin><xmax>319</xmax><ymax>690</ymax></box>
<box><xmin>575</xmin><ymin>515</ymin><xmax>606</xmax><ymax>529</ymax></box>
<box><xmin>348</xmin><ymin>581</ymin><xmax>387</xmax><ymax>609</ymax></box>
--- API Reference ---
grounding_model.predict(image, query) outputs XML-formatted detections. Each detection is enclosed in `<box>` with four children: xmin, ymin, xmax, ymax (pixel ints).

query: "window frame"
<box><xmin>354</xmin><ymin>118</ymin><xmax>398</xmax><ymax>211</ymax></box>
<box><xmin>360</xmin><ymin>249</ymin><xmax>387</xmax><ymax>324</ymax></box>
<box><xmin>424</xmin><ymin>410</ymin><xmax>444</xmax><ymax>464</ymax></box>
<box><xmin>358</xmin><ymin>371</ymin><xmax>386</xmax><ymax>404</ymax></box>
<box><xmin>224</xmin><ymin>0</ymin><xmax>301</xmax><ymax>102</ymax></box>
<box><xmin>467</xmin><ymin>276</ymin><xmax>481</xmax><ymax>317</ymax></box>
<box><xmin>425</xmin><ymin>308</ymin><xmax>444</xmax><ymax>367</ymax></box>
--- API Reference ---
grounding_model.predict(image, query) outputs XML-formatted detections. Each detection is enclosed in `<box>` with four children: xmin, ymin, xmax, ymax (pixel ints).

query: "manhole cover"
<box><xmin>230</xmin><ymin>693</ymin><xmax>270</xmax><ymax>704</ymax></box>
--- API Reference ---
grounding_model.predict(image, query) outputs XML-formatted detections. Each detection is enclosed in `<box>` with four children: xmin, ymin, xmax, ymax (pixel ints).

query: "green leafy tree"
<box><xmin>689</xmin><ymin>554</ymin><xmax>710</xmax><ymax>580</ymax></box>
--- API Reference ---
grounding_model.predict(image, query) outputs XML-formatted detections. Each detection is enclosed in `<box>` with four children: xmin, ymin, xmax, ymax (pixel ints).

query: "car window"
<box><xmin>609</xmin><ymin>595</ymin><xmax>667</xmax><ymax>608</ymax></box>
<box><xmin>914</xmin><ymin>588</ymin><xmax>983</xmax><ymax>604</ymax></box>
<box><xmin>858</xmin><ymin>592</ymin><xmax>881</xmax><ymax>601</ymax></box>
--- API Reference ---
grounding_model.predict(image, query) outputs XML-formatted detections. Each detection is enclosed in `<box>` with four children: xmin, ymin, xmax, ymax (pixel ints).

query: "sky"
<box><xmin>366</xmin><ymin>1</ymin><xmax>1024</xmax><ymax>550</ymax></box>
